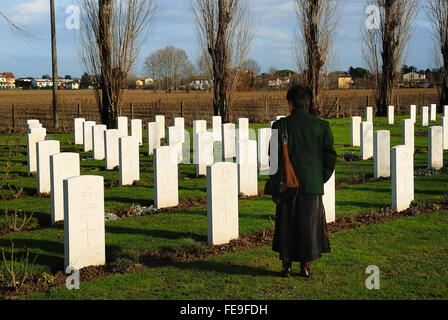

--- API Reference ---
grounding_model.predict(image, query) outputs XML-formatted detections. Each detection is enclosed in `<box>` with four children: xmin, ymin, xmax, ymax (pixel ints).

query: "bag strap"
<box><xmin>280</xmin><ymin>117</ymin><xmax>288</xmax><ymax>145</ymax></box>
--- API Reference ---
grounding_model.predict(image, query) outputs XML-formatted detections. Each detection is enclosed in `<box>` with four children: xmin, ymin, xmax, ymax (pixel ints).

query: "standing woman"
<box><xmin>270</xmin><ymin>85</ymin><xmax>337</xmax><ymax>278</ymax></box>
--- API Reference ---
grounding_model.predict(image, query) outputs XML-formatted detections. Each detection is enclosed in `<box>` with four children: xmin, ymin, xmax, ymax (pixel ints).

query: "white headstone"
<box><xmin>73</xmin><ymin>118</ymin><xmax>85</xmax><ymax>145</ymax></box>
<box><xmin>275</xmin><ymin>116</ymin><xmax>286</xmax><ymax>121</ymax></box>
<box><xmin>212</xmin><ymin>116</ymin><xmax>222</xmax><ymax>142</ymax></box>
<box><xmin>442</xmin><ymin>117</ymin><xmax>448</xmax><ymax>150</ymax></box>
<box><xmin>213</xmin><ymin>141</ymin><xmax>223</xmax><ymax>163</ymax></box>
<box><xmin>50</xmin><ymin>153</ymin><xmax>80</xmax><ymax>223</ymax></box>
<box><xmin>105</xmin><ymin>129</ymin><xmax>120</xmax><ymax>170</ymax></box>
<box><xmin>360</xmin><ymin>121</ymin><xmax>373</xmax><ymax>160</ymax></box>
<box><xmin>402</xmin><ymin>119</ymin><xmax>414</xmax><ymax>153</ymax></box>
<box><xmin>117</xmin><ymin>116</ymin><xmax>128</xmax><ymax>137</ymax></box>
<box><xmin>154</xmin><ymin>146</ymin><xmax>179</xmax><ymax>209</ymax></box>
<box><xmin>236</xmin><ymin>140</ymin><xmax>258</xmax><ymax>196</ymax></box>
<box><xmin>444</xmin><ymin>105</ymin><xmax>448</xmax><ymax>118</ymax></box>
<box><xmin>27</xmin><ymin>128</ymin><xmax>46</xmax><ymax>173</ymax></box>
<box><xmin>366</xmin><ymin>107</ymin><xmax>373</xmax><ymax>122</ymax></box>
<box><xmin>350</xmin><ymin>116</ymin><xmax>361</xmax><ymax>147</ymax></box>
<box><xmin>155</xmin><ymin>115</ymin><xmax>165</xmax><ymax>139</ymax></box>
<box><xmin>83</xmin><ymin>121</ymin><xmax>96</xmax><ymax>152</ymax></box>
<box><xmin>421</xmin><ymin>106</ymin><xmax>429</xmax><ymax>127</ymax></box>
<box><xmin>207</xmin><ymin>162</ymin><xmax>239</xmax><ymax>245</ymax></box>
<box><xmin>64</xmin><ymin>175</ymin><xmax>105</xmax><ymax>270</ymax></box>
<box><xmin>428</xmin><ymin>126</ymin><xmax>443</xmax><ymax>170</ymax></box>
<box><xmin>195</xmin><ymin>131</ymin><xmax>215</xmax><ymax>177</ymax></box>
<box><xmin>430</xmin><ymin>104</ymin><xmax>437</xmax><ymax>122</ymax></box>
<box><xmin>374</xmin><ymin>130</ymin><xmax>391</xmax><ymax>179</ymax></box>
<box><xmin>92</xmin><ymin>124</ymin><xmax>107</xmax><ymax>160</ymax></box>
<box><xmin>323</xmin><ymin>171</ymin><xmax>335</xmax><ymax>223</ymax></box>
<box><xmin>387</xmin><ymin>106</ymin><xmax>394</xmax><ymax>125</ymax></box>
<box><xmin>258</xmin><ymin>128</ymin><xmax>272</xmax><ymax>173</ymax></box>
<box><xmin>37</xmin><ymin>140</ymin><xmax>60</xmax><ymax>194</ymax></box>
<box><xmin>391</xmin><ymin>145</ymin><xmax>414</xmax><ymax>212</ymax></box>
<box><xmin>168</xmin><ymin>126</ymin><xmax>184</xmax><ymax>163</ymax></box>
<box><xmin>147</xmin><ymin>122</ymin><xmax>161</xmax><ymax>156</ymax></box>
<box><xmin>222</xmin><ymin>123</ymin><xmax>236</xmax><ymax>160</ymax></box>
<box><xmin>193</xmin><ymin>120</ymin><xmax>207</xmax><ymax>135</ymax></box>
<box><xmin>130</xmin><ymin>119</ymin><xmax>143</xmax><ymax>145</ymax></box>
<box><xmin>410</xmin><ymin>105</ymin><xmax>417</xmax><ymax>123</ymax></box>
<box><xmin>27</xmin><ymin>119</ymin><xmax>40</xmax><ymax>125</ymax></box>
<box><xmin>26</xmin><ymin>122</ymin><xmax>42</xmax><ymax>133</ymax></box>
<box><xmin>119</xmin><ymin>136</ymin><xmax>140</xmax><ymax>186</ymax></box>
<box><xmin>237</xmin><ymin>118</ymin><xmax>249</xmax><ymax>142</ymax></box>
<box><xmin>174</xmin><ymin>117</ymin><xmax>185</xmax><ymax>142</ymax></box>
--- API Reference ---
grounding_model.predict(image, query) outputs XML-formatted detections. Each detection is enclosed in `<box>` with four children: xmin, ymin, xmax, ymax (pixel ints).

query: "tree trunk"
<box><xmin>99</xmin><ymin>0</ymin><xmax>115</xmax><ymax>128</ymax></box>
<box><xmin>50</xmin><ymin>0</ymin><xmax>59</xmax><ymax>130</ymax></box>
<box><xmin>440</xmin><ymin>39</ymin><xmax>448</xmax><ymax>109</ymax></box>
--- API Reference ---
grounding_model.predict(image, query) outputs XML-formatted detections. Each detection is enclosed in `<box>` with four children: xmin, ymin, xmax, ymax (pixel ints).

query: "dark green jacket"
<box><xmin>272</xmin><ymin>109</ymin><xmax>336</xmax><ymax>195</ymax></box>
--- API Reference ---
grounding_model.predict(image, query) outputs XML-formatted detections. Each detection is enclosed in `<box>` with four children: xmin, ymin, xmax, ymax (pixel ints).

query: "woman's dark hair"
<box><xmin>286</xmin><ymin>85</ymin><xmax>312</xmax><ymax>110</ymax></box>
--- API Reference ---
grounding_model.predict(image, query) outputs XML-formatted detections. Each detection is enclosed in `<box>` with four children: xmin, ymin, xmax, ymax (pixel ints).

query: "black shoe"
<box><xmin>281</xmin><ymin>260</ymin><xmax>292</xmax><ymax>278</ymax></box>
<box><xmin>300</xmin><ymin>261</ymin><xmax>311</xmax><ymax>278</ymax></box>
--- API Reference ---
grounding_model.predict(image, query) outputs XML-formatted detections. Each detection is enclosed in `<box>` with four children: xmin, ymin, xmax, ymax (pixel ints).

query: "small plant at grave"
<box><xmin>6</xmin><ymin>184</ymin><xmax>24</xmax><ymax>200</ymax></box>
<box><xmin>1</xmin><ymin>162</ymin><xmax>13</xmax><ymax>180</ymax></box>
<box><xmin>177</xmin><ymin>238</ymin><xmax>209</xmax><ymax>257</ymax></box>
<box><xmin>6</xmin><ymin>140</ymin><xmax>20</xmax><ymax>158</ymax></box>
<box><xmin>38</xmin><ymin>272</ymin><xmax>55</xmax><ymax>285</ymax></box>
<box><xmin>341</xmin><ymin>152</ymin><xmax>361</xmax><ymax>162</ymax></box>
<box><xmin>3</xmin><ymin>209</ymin><xmax>35</xmax><ymax>232</ymax></box>
<box><xmin>123</xmin><ymin>249</ymin><xmax>141</xmax><ymax>264</ymax></box>
<box><xmin>108</xmin><ymin>258</ymin><xmax>134</xmax><ymax>273</ymax></box>
<box><xmin>129</xmin><ymin>204</ymin><xmax>157</xmax><ymax>216</ymax></box>
<box><xmin>414</xmin><ymin>168</ymin><xmax>441</xmax><ymax>176</ymax></box>
<box><xmin>0</xmin><ymin>240</ymin><xmax>38</xmax><ymax>290</ymax></box>
<box><xmin>104</xmin><ymin>212</ymin><xmax>120</xmax><ymax>221</ymax></box>
<box><xmin>347</xmin><ymin>167</ymin><xmax>367</xmax><ymax>184</ymax></box>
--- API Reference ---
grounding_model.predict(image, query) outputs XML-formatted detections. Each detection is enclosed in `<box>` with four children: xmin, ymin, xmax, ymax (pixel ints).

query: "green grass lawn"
<box><xmin>0</xmin><ymin>114</ymin><xmax>447</xmax><ymax>299</ymax></box>
<box><xmin>24</xmin><ymin>210</ymin><xmax>448</xmax><ymax>300</ymax></box>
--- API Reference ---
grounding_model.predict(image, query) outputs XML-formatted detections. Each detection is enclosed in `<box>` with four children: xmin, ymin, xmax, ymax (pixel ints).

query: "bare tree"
<box><xmin>294</xmin><ymin>0</ymin><xmax>341</xmax><ymax>116</ymax></box>
<box><xmin>77</xmin><ymin>0</ymin><xmax>158</xmax><ymax>128</ymax></box>
<box><xmin>143</xmin><ymin>46</ymin><xmax>195</xmax><ymax>92</ymax></box>
<box><xmin>361</xmin><ymin>0</ymin><xmax>417</xmax><ymax>116</ymax></box>
<box><xmin>188</xmin><ymin>0</ymin><xmax>255</xmax><ymax>122</ymax></box>
<box><xmin>426</xmin><ymin>0</ymin><xmax>448</xmax><ymax>109</ymax></box>
<box><xmin>241</xmin><ymin>58</ymin><xmax>261</xmax><ymax>76</ymax></box>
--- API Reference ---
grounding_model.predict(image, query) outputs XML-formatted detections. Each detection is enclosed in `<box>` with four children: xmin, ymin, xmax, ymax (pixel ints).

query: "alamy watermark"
<box><xmin>65</xmin><ymin>5</ymin><xmax>80</xmax><ymax>30</ymax></box>
<box><xmin>365</xmin><ymin>5</ymin><xmax>381</xmax><ymax>30</ymax></box>
<box><xmin>66</xmin><ymin>265</ymin><xmax>80</xmax><ymax>290</ymax></box>
<box><xmin>365</xmin><ymin>265</ymin><xmax>380</xmax><ymax>290</ymax></box>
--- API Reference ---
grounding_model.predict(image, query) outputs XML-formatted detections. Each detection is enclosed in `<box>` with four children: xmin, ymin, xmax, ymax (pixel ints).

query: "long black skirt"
<box><xmin>272</xmin><ymin>194</ymin><xmax>330</xmax><ymax>262</ymax></box>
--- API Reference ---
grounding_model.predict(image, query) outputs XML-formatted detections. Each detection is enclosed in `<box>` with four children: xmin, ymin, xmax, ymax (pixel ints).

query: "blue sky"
<box><xmin>0</xmin><ymin>0</ymin><xmax>436</xmax><ymax>79</ymax></box>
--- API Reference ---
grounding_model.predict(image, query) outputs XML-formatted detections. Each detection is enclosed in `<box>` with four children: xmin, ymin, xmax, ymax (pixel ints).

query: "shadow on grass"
<box><xmin>105</xmin><ymin>225</ymin><xmax>206</xmax><ymax>243</ymax></box>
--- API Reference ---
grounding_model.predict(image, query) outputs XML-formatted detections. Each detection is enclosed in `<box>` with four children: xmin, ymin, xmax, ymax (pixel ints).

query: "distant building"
<box><xmin>135</xmin><ymin>77</ymin><xmax>154</xmax><ymax>89</ymax></box>
<box><xmin>190</xmin><ymin>76</ymin><xmax>212</xmax><ymax>90</ymax></box>
<box><xmin>0</xmin><ymin>72</ymin><xmax>15</xmax><ymax>89</ymax></box>
<box><xmin>337</xmin><ymin>73</ymin><xmax>353</xmax><ymax>90</ymax></box>
<box><xmin>403</xmin><ymin>72</ymin><xmax>426</xmax><ymax>82</ymax></box>
<box><xmin>32</xmin><ymin>78</ymin><xmax>53</xmax><ymax>88</ymax></box>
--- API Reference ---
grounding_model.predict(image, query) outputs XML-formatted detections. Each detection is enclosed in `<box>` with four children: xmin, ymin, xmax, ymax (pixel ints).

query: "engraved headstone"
<box><xmin>50</xmin><ymin>153</ymin><xmax>80</xmax><ymax>223</ymax></box>
<box><xmin>154</xmin><ymin>146</ymin><xmax>179</xmax><ymax>209</ymax></box>
<box><xmin>27</xmin><ymin>128</ymin><xmax>46</xmax><ymax>173</ymax></box>
<box><xmin>207</xmin><ymin>162</ymin><xmax>239</xmax><ymax>245</ymax></box>
<box><xmin>117</xmin><ymin>116</ymin><xmax>128</xmax><ymax>137</ymax></box>
<box><xmin>360</xmin><ymin>121</ymin><xmax>373</xmax><ymax>160</ymax></box>
<box><xmin>92</xmin><ymin>124</ymin><xmax>107</xmax><ymax>160</ymax></box>
<box><xmin>222</xmin><ymin>123</ymin><xmax>236</xmax><ymax>160</ymax></box>
<box><xmin>323</xmin><ymin>171</ymin><xmax>335</xmax><ymax>223</ymax></box>
<box><xmin>130</xmin><ymin>119</ymin><xmax>143</xmax><ymax>145</ymax></box>
<box><xmin>236</xmin><ymin>140</ymin><xmax>258</xmax><ymax>196</ymax></box>
<box><xmin>147</xmin><ymin>122</ymin><xmax>161</xmax><ymax>156</ymax></box>
<box><xmin>258</xmin><ymin>128</ymin><xmax>272</xmax><ymax>173</ymax></box>
<box><xmin>37</xmin><ymin>140</ymin><xmax>60</xmax><ymax>194</ymax></box>
<box><xmin>391</xmin><ymin>145</ymin><xmax>414</xmax><ymax>212</ymax></box>
<box><xmin>428</xmin><ymin>126</ymin><xmax>443</xmax><ymax>170</ymax></box>
<box><xmin>119</xmin><ymin>136</ymin><xmax>140</xmax><ymax>186</ymax></box>
<box><xmin>195</xmin><ymin>131</ymin><xmax>214</xmax><ymax>176</ymax></box>
<box><xmin>64</xmin><ymin>175</ymin><xmax>105</xmax><ymax>270</ymax></box>
<box><xmin>374</xmin><ymin>130</ymin><xmax>391</xmax><ymax>178</ymax></box>
<box><xmin>402</xmin><ymin>119</ymin><xmax>414</xmax><ymax>153</ymax></box>
<box><xmin>237</xmin><ymin>118</ymin><xmax>249</xmax><ymax>142</ymax></box>
<box><xmin>366</xmin><ymin>107</ymin><xmax>373</xmax><ymax>122</ymax></box>
<box><xmin>421</xmin><ymin>106</ymin><xmax>429</xmax><ymax>127</ymax></box>
<box><xmin>105</xmin><ymin>129</ymin><xmax>120</xmax><ymax>170</ymax></box>
<box><xmin>73</xmin><ymin>118</ymin><xmax>85</xmax><ymax>145</ymax></box>
<box><xmin>168</xmin><ymin>126</ymin><xmax>184</xmax><ymax>163</ymax></box>
<box><xmin>83</xmin><ymin>121</ymin><xmax>96</xmax><ymax>152</ymax></box>
<box><xmin>155</xmin><ymin>115</ymin><xmax>165</xmax><ymax>139</ymax></box>
<box><xmin>350</xmin><ymin>116</ymin><xmax>361</xmax><ymax>147</ymax></box>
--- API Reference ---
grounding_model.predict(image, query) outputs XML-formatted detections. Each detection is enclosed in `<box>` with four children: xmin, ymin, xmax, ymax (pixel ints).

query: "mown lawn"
<box><xmin>24</xmin><ymin>210</ymin><xmax>448</xmax><ymax>300</ymax></box>
<box><xmin>0</xmin><ymin>114</ymin><xmax>447</xmax><ymax>299</ymax></box>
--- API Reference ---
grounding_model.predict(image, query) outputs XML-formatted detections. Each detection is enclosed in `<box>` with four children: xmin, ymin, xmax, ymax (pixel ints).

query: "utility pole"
<box><xmin>50</xmin><ymin>0</ymin><xmax>60</xmax><ymax>129</ymax></box>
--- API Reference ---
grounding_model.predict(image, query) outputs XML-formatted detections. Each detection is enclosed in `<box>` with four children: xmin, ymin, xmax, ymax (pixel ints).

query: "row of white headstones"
<box><xmin>350</xmin><ymin>105</ymin><xmax>448</xmax><ymax>212</ymax></box>
<box><xmin>24</xmin><ymin>116</ymin><xmax>336</xmax><ymax>271</ymax></box>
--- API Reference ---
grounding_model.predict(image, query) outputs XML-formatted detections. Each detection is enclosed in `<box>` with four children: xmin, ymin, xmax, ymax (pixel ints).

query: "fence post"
<box><xmin>77</xmin><ymin>103</ymin><xmax>81</xmax><ymax>118</ymax></box>
<box><xmin>12</xmin><ymin>104</ymin><xmax>15</xmax><ymax>133</ymax></box>
<box><xmin>366</xmin><ymin>95</ymin><xmax>369</xmax><ymax>107</ymax></box>
<box><xmin>335</xmin><ymin>96</ymin><xmax>339</xmax><ymax>118</ymax></box>
<box><xmin>265</xmin><ymin>97</ymin><xmax>268</xmax><ymax>117</ymax></box>
<box><xmin>180</xmin><ymin>100</ymin><xmax>183</xmax><ymax>117</ymax></box>
<box><xmin>130</xmin><ymin>102</ymin><xmax>134</xmax><ymax>119</ymax></box>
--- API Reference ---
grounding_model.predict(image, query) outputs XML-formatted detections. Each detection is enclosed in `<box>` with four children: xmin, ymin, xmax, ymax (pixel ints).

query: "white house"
<box><xmin>403</xmin><ymin>72</ymin><xmax>426</xmax><ymax>82</ymax></box>
<box><xmin>32</xmin><ymin>79</ymin><xmax>53</xmax><ymax>88</ymax></box>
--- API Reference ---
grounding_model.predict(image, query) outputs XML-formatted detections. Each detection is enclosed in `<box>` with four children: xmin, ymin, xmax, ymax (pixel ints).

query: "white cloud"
<box><xmin>11</xmin><ymin>0</ymin><xmax>50</xmax><ymax>25</ymax></box>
